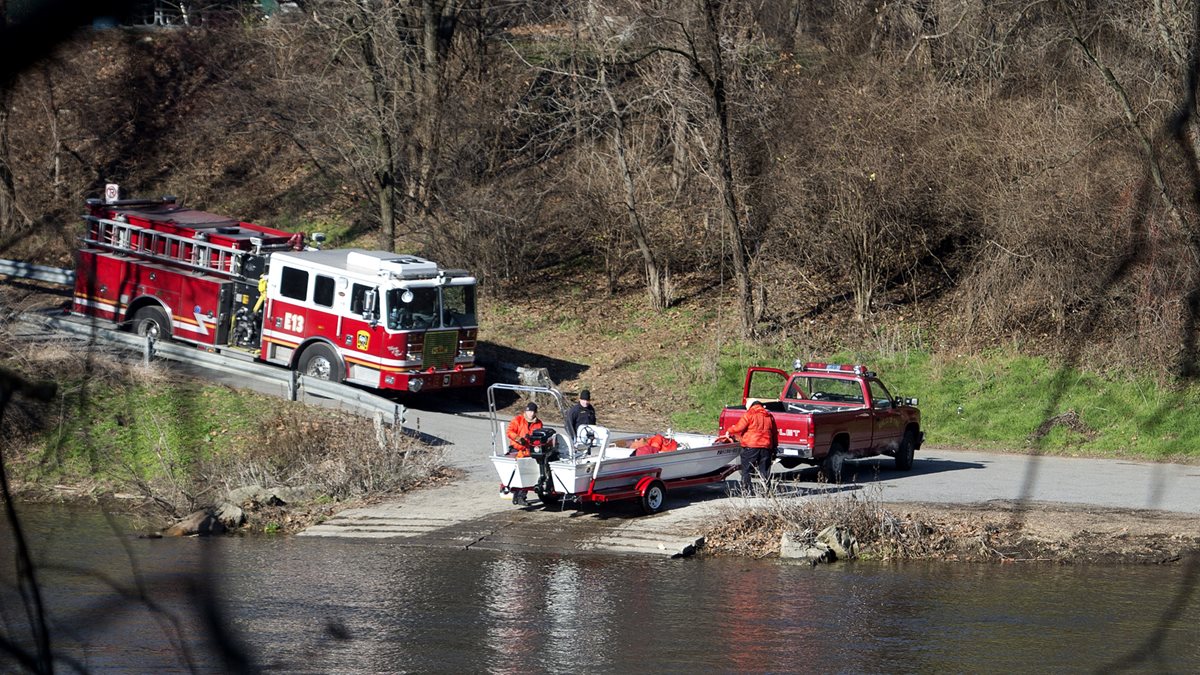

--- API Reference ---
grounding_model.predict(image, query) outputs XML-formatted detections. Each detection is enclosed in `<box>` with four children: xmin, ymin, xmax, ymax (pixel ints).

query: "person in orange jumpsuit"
<box><xmin>726</xmin><ymin>399</ymin><xmax>778</xmax><ymax>495</ymax></box>
<box><xmin>506</xmin><ymin>402</ymin><xmax>544</xmax><ymax>457</ymax></box>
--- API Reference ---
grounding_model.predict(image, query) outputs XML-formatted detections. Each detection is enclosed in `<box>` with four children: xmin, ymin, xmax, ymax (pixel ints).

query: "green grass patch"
<box><xmin>299</xmin><ymin>216</ymin><xmax>356</xmax><ymax>249</ymax></box>
<box><xmin>667</xmin><ymin>345</ymin><xmax>1200</xmax><ymax>460</ymax></box>
<box><xmin>30</xmin><ymin>378</ymin><xmax>274</xmax><ymax>484</ymax></box>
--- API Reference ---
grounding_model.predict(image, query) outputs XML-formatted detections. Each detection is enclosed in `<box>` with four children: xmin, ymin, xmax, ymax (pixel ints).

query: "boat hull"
<box><xmin>549</xmin><ymin>440</ymin><xmax>739</xmax><ymax>495</ymax></box>
<box><xmin>491</xmin><ymin>455</ymin><xmax>542</xmax><ymax>490</ymax></box>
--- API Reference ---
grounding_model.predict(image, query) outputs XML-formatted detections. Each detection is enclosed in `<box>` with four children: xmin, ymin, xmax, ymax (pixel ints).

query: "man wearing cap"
<box><xmin>507</xmin><ymin>402</ymin><xmax>544</xmax><ymax>458</ymax></box>
<box><xmin>725</xmin><ymin>399</ymin><xmax>778</xmax><ymax>495</ymax></box>
<box><xmin>566</xmin><ymin>389</ymin><xmax>597</xmax><ymax>437</ymax></box>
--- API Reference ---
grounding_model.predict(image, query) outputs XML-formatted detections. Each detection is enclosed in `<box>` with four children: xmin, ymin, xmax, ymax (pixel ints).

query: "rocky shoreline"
<box><xmin>703</xmin><ymin>499</ymin><xmax>1200</xmax><ymax>565</ymax></box>
<box><xmin>17</xmin><ymin>476</ymin><xmax>1200</xmax><ymax>565</ymax></box>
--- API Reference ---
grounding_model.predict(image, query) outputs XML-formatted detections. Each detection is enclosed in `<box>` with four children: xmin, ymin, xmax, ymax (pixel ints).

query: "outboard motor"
<box><xmin>527</xmin><ymin>428</ymin><xmax>560</xmax><ymax>503</ymax></box>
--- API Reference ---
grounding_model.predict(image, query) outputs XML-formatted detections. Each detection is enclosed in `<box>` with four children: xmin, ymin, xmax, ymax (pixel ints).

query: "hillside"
<box><xmin>3</xmin><ymin>3</ymin><xmax>1200</xmax><ymax>458</ymax></box>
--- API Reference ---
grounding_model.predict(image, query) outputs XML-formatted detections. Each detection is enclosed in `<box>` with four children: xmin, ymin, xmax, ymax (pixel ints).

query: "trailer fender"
<box><xmin>635</xmin><ymin>474</ymin><xmax>659</xmax><ymax>495</ymax></box>
<box><xmin>638</xmin><ymin>478</ymin><xmax>668</xmax><ymax>515</ymax></box>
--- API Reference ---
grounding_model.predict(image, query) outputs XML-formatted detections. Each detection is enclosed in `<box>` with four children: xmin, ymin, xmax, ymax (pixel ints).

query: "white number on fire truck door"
<box><xmin>283</xmin><ymin>312</ymin><xmax>305</xmax><ymax>333</ymax></box>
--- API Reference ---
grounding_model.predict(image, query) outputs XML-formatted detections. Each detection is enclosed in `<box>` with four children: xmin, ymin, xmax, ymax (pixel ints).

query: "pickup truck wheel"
<box><xmin>895</xmin><ymin>431</ymin><xmax>916</xmax><ymax>471</ymax></box>
<box><xmin>819</xmin><ymin>445</ymin><xmax>848</xmax><ymax>483</ymax></box>
<box><xmin>640</xmin><ymin>480</ymin><xmax>667</xmax><ymax>515</ymax></box>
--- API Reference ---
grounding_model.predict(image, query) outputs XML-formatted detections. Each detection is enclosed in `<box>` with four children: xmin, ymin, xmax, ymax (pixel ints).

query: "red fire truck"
<box><xmin>71</xmin><ymin>193</ymin><xmax>484</xmax><ymax>394</ymax></box>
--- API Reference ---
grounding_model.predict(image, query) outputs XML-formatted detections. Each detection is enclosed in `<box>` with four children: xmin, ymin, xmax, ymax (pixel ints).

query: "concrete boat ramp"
<box><xmin>300</xmin><ymin>476</ymin><xmax>731</xmax><ymax>558</ymax></box>
<box><xmin>297</xmin><ymin>405</ymin><xmax>747</xmax><ymax>557</ymax></box>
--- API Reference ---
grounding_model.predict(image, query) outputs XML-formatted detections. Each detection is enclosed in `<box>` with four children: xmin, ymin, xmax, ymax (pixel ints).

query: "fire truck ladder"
<box><xmin>83</xmin><ymin>216</ymin><xmax>262</xmax><ymax>280</ymax></box>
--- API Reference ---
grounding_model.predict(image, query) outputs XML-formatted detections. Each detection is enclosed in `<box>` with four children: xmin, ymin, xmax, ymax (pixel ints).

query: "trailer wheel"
<box><xmin>894</xmin><ymin>431</ymin><xmax>916</xmax><ymax>471</ymax></box>
<box><xmin>819</xmin><ymin>443</ymin><xmax>848</xmax><ymax>483</ymax></box>
<box><xmin>640</xmin><ymin>480</ymin><xmax>667</xmax><ymax>515</ymax></box>
<box><xmin>132</xmin><ymin>306</ymin><xmax>170</xmax><ymax>341</ymax></box>
<box><xmin>298</xmin><ymin>343</ymin><xmax>343</xmax><ymax>383</ymax></box>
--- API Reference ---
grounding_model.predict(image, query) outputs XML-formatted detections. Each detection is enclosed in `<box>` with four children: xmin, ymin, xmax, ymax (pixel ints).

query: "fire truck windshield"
<box><xmin>441</xmin><ymin>284</ymin><xmax>477</xmax><ymax>327</ymax></box>
<box><xmin>385</xmin><ymin>284</ymin><xmax>477</xmax><ymax>330</ymax></box>
<box><xmin>387</xmin><ymin>287</ymin><xmax>438</xmax><ymax>330</ymax></box>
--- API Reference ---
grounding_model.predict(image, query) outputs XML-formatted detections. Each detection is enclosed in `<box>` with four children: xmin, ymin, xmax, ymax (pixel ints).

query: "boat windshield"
<box><xmin>385</xmin><ymin>284</ymin><xmax>477</xmax><ymax>330</ymax></box>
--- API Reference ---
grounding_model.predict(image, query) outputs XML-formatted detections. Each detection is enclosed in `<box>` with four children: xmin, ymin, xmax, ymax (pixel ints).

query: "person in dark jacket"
<box><xmin>566</xmin><ymin>389</ymin><xmax>597</xmax><ymax>437</ymax></box>
<box><xmin>725</xmin><ymin>400</ymin><xmax>778</xmax><ymax>495</ymax></box>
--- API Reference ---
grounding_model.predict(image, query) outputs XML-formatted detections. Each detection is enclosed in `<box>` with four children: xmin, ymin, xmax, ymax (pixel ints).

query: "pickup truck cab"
<box><xmin>717</xmin><ymin>361</ymin><xmax>924</xmax><ymax>481</ymax></box>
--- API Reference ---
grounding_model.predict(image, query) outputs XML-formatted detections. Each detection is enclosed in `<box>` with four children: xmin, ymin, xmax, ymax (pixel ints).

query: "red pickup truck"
<box><xmin>717</xmin><ymin>362</ymin><xmax>924</xmax><ymax>481</ymax></box>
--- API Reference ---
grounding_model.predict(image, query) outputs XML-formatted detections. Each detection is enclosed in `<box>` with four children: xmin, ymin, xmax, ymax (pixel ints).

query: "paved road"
<box><xmin>301</xmin><ymin>400</ymin><xmax>1200</xmax><ymax>554</ymax></box>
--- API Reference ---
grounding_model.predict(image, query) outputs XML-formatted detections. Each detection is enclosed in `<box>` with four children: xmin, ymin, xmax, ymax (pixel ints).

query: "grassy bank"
<box><xmin>1</xmin><ymin>342</ymin><xmax>444</xmax><ymax>531</ymax></box>
<box><xmin>484</xmin><ymin>293</ymin><xmax>1200</xmax><ymax>462</ymax></box>
<box><xmin>668</xmin><ymin>346</ymin><xmax>1200</xmax><ymax>461</ymax></box>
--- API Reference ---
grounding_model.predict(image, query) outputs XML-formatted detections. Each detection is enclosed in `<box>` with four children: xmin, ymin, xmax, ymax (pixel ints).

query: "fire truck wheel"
<box><xmin>298</xmin><ymin>344</ymin><xmax>343</xmax><ymax>383</ymax></box>
<box><xmin>640</xmin><ymin>480</ymin><xmax>667</xmax><ymax>515</ymax></box>
<box><xmin>132</xmin><ymin>306</ymin><xmax>170</xmax><ymax>341</ymax></box>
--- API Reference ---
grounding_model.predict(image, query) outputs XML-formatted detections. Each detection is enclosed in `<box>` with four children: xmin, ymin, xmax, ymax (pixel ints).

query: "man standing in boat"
<box><xmin>566</xmin><ymin>389</ymin><xmax>597</xmax><ymax>437</ymax></box>
<box><xmin>725</xmin><ymin>400</ymin><xmax>778</xmax><ymax>495</ymax></box>
<box><xmin>507</xmin><ymin>402</ymin><xmax>544</xmax><ymax>457</ymax></box>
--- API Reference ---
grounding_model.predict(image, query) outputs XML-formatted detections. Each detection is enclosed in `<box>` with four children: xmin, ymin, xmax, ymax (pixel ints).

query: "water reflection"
<box><xmin>1</xmin><ymin>505</ymin><xmax>1197</xmax><ymax>672</ymax></box>
<box><xmin>483</xmin><ymin>555</ymin><xmax>543</xmax><ymax>672</ymax></box>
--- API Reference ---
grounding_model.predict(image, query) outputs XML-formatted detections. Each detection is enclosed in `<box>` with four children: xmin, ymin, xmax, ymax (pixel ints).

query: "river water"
<box><xmin>2</xmin><ymin>504</ymin><xmax>1197</xmax><ymax>673</ymax></box>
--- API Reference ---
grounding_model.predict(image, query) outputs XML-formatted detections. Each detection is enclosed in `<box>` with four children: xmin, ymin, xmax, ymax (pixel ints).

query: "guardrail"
<box><xmin>0</xmin><ymin>259</ymin><xmax>74</xmax><ymax>286</ymax></box>
<box><xmin>20</xmin><ymin>313</ymin><xmax>406</xmax><ymax>428</ymax></box>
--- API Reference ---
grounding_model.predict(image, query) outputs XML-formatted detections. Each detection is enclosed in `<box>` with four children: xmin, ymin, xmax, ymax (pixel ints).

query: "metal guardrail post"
<box><xmin>23</xmin><ymin>313</ymin><xmax>416</xmax><ymax>426</ymax></box>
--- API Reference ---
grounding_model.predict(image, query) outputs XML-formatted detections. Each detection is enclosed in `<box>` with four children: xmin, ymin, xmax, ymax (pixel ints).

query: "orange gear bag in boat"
<box><xmin>632</xmin><ymin>434</ymin><xmax>678</xmax><ymax>456</ymax></box>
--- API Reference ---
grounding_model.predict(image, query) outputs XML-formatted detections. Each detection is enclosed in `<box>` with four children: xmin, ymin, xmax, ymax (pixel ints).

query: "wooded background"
<box><xmin>3</xmin><ymin>0</ymin><xmax>1200</xmax><ymax>370</ymax></box>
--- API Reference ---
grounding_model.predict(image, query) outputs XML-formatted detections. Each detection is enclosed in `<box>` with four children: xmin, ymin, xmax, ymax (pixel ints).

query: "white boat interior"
<box><xmin>487</xmin><ymin>385</ymin><xmax>738</xmax><ymax>499</ymax></box>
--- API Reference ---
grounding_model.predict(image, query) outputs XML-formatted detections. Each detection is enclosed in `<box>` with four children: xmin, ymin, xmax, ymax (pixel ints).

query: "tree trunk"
<box><xmin>602</xmin><ymin>72</ymin><xmax>669</xmax><ymax>310</ymax></box>
<box><xmin>0</xmin><ymin>88</ymin><xmax>17</xmax><ymax>233</ymax></box>
<box><xmin>0</xmin><ymin>0</ymin><xmax>16</xmax><ymax>231</ymax></box>
<box><xmin>414</xmin><ymin>0</ymin><xmax>442</xmax><ymax>213</ymax></box>
<box><xmin>668</xmin><ymin>62</ymin><xmax>690</xmax><ymax>196</ymax></box>
<box><xmin>702</xmin><ymin>0</ymin><xmax>755</xmax><ymax>335</ymax></box>
<box><xmin>354</xmin><ymin>6</ymin><xmax>399</xmax><ymax>251</ymax></box>
<box><xmin>376</xmin><ymin>155</ymin><xmax>397</xmax><ymax>251</ymax></box>
<box><xmin>1068</xmin><ymin>15</ymin><xmax>1186</xmax><ymax>233</ymax></box>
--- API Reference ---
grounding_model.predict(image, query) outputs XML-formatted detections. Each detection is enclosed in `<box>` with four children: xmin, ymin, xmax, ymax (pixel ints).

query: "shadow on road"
<box><xmin>477</xmin><ymin>340</ymin><xmax>590</xmax><ymax>384</ymax></box>
<box><xmin>774</xmin><ymin>456</ymin><xmax>987</xmax><ymax>485</ymax></box>
<box><xmin>385</xmin><ymin>340</ymin><xmax>590</xmax><ymax>416</ymax></box>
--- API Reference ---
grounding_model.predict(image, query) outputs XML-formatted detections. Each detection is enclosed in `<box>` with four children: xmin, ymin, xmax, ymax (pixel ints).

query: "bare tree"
<box><xmin>262</xmin><ymin>0</ymin><xmax>476</xmax><ymax>251</ymax></box>
<box><xmin>0</xmin><ymin>0</ymin><xmax>21</xmax><ymax>235</ymax></box>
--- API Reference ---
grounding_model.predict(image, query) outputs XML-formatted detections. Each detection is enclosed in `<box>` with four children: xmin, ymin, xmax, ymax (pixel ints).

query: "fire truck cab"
<box><xmin>71</xmin><ymin>193</ymin><xmax>483</xmax><ymax>395</ymax></box>
<box><xmin>260</xmin><ymin>248</ymin><xmax>481</xmax><ymax>392</ymax></box>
